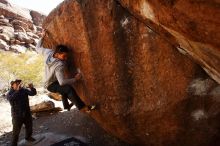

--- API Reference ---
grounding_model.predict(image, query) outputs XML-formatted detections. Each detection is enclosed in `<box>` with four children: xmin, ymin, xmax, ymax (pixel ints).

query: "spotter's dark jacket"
<box><xmin>7</xmin><ymin>87</ymin><xmax>37</xmax><ymax>117</ymax></box>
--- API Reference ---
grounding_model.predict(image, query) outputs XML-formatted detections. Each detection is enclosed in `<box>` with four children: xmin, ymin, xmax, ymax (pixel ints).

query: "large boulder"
<box><xmin>0</xmin><ymin>33</ymin><xmax>10</xmax><ymax>42</ymax></box>
<box><xmin>0</xmin><ymin>17</ymin><xmax>9</xmax><ymax>23</ymax></box>
<box><xmin>30</xmin><ymin>101</ymin><xmax>57</xmax><ymax>113</ymax></box>
<box><xmin>14</xmin><ymin>32</ymin><xmax>32</xmax><ymax>43</ymax></box>
<box><xmin>11</xmin><ymin>19</ymin><xmax>29</xmax><ymax>31</ymax></box>
<box><xmin>27</xmin><ymin>31</ymin><xmax>39</xmax><ymax>39</ymax></box>
<box><xmin>24</xmin><ymin>37</ymin><xmax>34</xmax><ymax>44</ymax></box>
<box><xmin>30</xmin><ymin>10</ymin><xmax>46</xmax><ymax>26</ymax></box>
<box><xmin>0</xmin><ymin>17</ymin><xmax>11</xmax><ymax>27</ymax></box>
<box><xmin>14</xmin><ymin>32</ymin><xmax>26</xmax><ymax>41</ymax></box>
<box><xmin>10</xmin><ymin>44</ymin><xmax>26</xmax><ymax>53</ymax></box>
<box><xmin>0</xmin><ymin>39</ymin><xmax>9</xmax><ymax>50</ymax></box>
<box><xmin>42</xmin><ymin>0</ymin><xmax>220</xmax><ymax>146</ymax></box>
<box><xmin>13</xmin><ymin>25</ymin><xmax>26</xmax><ymax>32</ymax></box>
<box><xmin>0</xmin><ymin>25</ymin><xmax>14</xmax><ymax>38</ymax></box>
<box><xmin>26</xmin><ymin>43</ymin><xmax>36</xmax><ymax>51</ymax></box>
<box><xmin>47</xmin><ymin>92</ymin><xmax>62</xmax><ymax>101</ymax></box>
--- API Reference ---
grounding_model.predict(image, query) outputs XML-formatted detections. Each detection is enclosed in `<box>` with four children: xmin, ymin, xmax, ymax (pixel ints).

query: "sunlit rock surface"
<box><xmin>42</xmin><ymin>0</ymin><xmax>220</xmax><ymax>145</ymax></box>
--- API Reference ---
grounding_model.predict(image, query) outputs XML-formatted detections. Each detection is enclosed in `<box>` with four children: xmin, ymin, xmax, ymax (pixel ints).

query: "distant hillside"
<box><xmin>0</xmin><ymin>0</ymin><xmax>45</xmax><ymax>53</ymax></box>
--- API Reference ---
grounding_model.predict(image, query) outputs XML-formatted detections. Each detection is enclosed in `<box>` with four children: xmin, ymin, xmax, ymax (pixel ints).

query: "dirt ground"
<box><xmin>0</xmin><ymin>95</ymin><xmax>131</xmax><ymax>146</ymax></box>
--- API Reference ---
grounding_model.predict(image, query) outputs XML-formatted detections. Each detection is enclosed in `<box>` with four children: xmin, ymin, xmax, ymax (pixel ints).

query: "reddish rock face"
<box><xmin>118</xmin><ymin>0</ymin><xmax>220</xmax><ymax>84</ymax></box>
<box><xmin>43</xmin><ymin>0</ymin><xmax>220</xmax><ymax>145</ymax></box>
<box><xmin>30</xmin><ymin>10</ymin><xmax>46</xmax><ymax>26</ymax></box>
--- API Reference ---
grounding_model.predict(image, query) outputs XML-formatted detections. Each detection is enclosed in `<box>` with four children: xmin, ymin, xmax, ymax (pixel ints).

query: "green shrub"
<box><xmin>0</xmin><ymin>51</ymin><xmax>44</xmax><ymax>89</ymax></box>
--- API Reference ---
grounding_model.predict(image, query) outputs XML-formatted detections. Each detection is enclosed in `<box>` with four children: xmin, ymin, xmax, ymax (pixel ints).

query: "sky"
<box><xmin>9</xmin><ymin>0</ymin><xmax>64</xmax><ymax>15</ymax></box>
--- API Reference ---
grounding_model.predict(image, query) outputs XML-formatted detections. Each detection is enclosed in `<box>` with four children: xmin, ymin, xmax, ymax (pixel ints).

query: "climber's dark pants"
<box><xmin>47</xmin><ymin>81</ymin><xmax>85</xmax><ymax>110</ymax></box>
<box><xmin>11</xmin><ymin>113</ymin><xmax>33</xmax><ymax>146</ymax></box>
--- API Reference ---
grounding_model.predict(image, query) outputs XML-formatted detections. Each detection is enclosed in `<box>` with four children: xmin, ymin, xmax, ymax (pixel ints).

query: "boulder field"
<box><xmin>0</xmin><ymin>0</ymin><xmax>45</xmax><ymax>52</ymax></box>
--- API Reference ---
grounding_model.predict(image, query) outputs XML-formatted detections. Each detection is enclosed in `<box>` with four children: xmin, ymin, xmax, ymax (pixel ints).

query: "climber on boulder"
<box><xmin>36</xmin><ymin>29</ymin><xmax>95</xmax><ymax>112</ymax></box>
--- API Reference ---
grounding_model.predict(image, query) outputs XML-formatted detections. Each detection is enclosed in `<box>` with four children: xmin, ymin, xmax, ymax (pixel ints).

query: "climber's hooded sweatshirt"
<box><xmin>36</xmin><ymin>38</ymin><xmax>76</xmax><ymax>88</ymax></box>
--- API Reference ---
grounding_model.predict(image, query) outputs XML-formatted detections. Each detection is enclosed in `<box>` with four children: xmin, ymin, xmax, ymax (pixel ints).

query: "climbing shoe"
<box><xmin>86</xmin><ymin>105</ymin><xmax>96</xmax><ymax>113</ymax></box>
<box><xmin>67</xmin><ymin>103</ymin><xmax>74</xmax><ymax>111</ymax></box>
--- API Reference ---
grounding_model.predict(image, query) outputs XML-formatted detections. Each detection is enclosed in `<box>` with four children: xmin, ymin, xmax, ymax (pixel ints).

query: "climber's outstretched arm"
<box><xmin>36</xmin><ymin>29</ymin><xmax>52</xmax><ymax>56</ymax></box>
